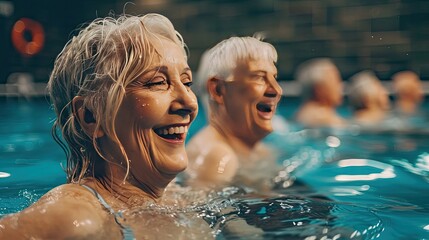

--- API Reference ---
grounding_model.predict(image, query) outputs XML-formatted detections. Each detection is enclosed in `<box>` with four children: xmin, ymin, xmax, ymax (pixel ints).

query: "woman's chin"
<box><xmin>157</xmin><ymin>155</ymin><xmax>188</xmax><ymax>176</ymax></box>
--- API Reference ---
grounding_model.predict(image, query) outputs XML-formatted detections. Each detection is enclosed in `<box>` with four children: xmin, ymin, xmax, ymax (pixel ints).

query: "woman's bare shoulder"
<box><xmin>0</xmin><ymin>183</ymin><xmax>117</xmax><ymax>240</ymax></box>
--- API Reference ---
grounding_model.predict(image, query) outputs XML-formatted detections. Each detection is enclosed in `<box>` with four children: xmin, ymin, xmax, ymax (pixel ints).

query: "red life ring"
<box><xmin>11</xmin><ymin>18</ymin><xmax>45</xmax><ymax>57</ymax></box>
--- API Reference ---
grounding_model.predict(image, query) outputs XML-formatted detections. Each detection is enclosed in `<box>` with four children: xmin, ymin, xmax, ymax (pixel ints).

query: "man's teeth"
<box><xmin>158</xmin><ymin>126</ymin><xmax>188</xmax><ymax>135</ymax></box>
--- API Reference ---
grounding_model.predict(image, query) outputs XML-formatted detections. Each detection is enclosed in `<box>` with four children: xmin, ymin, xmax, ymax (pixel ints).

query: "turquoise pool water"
<box><xmin>1</xmin><ymin>97</ymin><xmax>429</xmax><ymax>239</ymax></box>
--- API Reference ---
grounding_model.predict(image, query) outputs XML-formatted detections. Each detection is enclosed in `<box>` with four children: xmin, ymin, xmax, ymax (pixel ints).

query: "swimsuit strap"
<box><xmin>81</xmin><ymin>184</ymin><xmax>136</xmax><ymax>240</ymax></box>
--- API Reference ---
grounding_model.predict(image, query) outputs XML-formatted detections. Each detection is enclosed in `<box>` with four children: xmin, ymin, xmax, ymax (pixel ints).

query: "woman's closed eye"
<box><xmin>144</xmin><ymin>76</ymin><xmax>169</xmax><ymax>90</ymax></box>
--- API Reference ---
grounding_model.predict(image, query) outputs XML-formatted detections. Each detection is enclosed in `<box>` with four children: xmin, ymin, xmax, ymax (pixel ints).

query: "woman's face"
<box><xmin>221</xmin><ymin>58</ymin><xmax>282</xmax><ymax>146</ymax></box>
<box><xmin>115</xmin><ymin>37</ymin><xmax>198</xmax><ymax>185</ymax></box>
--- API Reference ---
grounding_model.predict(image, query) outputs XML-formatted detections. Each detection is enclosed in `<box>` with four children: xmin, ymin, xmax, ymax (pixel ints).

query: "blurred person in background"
<box><xmin>348</xmin><ymin>70</ymin><xmax>391</xmax><ymax>126</ymax></box>
<box><xmin>392</xmin><ymin>70</ymin><xmax>424</xmax><ymax>116</ymax></box>
<box><xmin>294</xmin><ymin>58</ymin><xmax>346</xmax><ymax>128</ymax></box>
<box><xmin>186</xmin><ymin>36</ymin><xmax>283</xmax><ymax>190</ymax></box>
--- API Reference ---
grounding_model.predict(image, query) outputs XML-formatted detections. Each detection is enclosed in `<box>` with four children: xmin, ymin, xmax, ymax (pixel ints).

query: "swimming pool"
<box><xmin>1</xmin><ymin>97</ymin><xmax>429</xmax><ymax>239</ymax></box>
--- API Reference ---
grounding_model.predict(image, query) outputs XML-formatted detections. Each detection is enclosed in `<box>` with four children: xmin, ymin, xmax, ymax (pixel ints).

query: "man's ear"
<box><xmin>72</xmin><ymin>96</ymin><xmax>104</xmax><ymax>138</ymax></box>
<box><xmin>207</xmin><ymin>77</ymin><xmax>224</xmax><ymax>105</ymax></box>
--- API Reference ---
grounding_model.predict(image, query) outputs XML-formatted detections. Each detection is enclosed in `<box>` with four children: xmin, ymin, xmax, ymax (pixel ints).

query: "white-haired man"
<box><xmin>186</xmin><ymin>36</ymin><xmax>283</xmax><ymax>188</ymax></box>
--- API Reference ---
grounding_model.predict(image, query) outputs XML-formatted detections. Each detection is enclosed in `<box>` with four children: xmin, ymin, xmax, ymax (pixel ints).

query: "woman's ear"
<box><xmin>207</xmin><ymin>77</ymin><xmax>224</xmax><ymax>105</ymax></box>
<box><xmin>72</xmin><ymin>96</ymin><xmax>104</xmax><ymax>138</ymax></box>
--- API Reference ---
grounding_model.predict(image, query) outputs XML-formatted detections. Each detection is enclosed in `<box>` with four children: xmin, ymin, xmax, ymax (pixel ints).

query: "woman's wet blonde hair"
<box><xmin>47</xmin><ymin>13</ymin><xmax>187</xmax><ymax>183</ymax></box>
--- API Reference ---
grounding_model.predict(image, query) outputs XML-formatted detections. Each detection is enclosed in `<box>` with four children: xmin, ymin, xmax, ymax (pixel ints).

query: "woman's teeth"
<box><xmin>157</xmin><ymin>126</ymin><xmax>188</xmax><ymax>136</ymax></box>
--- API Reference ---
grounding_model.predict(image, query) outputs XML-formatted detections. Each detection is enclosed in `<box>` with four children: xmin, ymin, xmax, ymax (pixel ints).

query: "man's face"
<box><xmin>221</xmin><ymin>58</ymin><xmax>282</xmax><ymax>146</ymax></box>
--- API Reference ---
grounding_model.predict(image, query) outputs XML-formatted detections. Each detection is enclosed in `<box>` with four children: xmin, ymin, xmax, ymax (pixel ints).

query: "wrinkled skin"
<box><xmin>216</xmin><ymin>59</ymin><xmax>282</xmax><ymax>146</ymax></box>
<box><xmin>113</xmin><ymin>38</ymin><xmax>198</xmax><ymax>197</ymax></box>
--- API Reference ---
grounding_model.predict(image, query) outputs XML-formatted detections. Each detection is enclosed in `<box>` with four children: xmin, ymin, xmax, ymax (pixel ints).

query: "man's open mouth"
<box><xmin>256</xmin><ymin>102</ymin><xmax>273</xmax><ymax>113</ymax></box>
<box><xmin>256</xmin><ymin>102</ymin><xmax>276</xmax><ymax>120</ymax></box>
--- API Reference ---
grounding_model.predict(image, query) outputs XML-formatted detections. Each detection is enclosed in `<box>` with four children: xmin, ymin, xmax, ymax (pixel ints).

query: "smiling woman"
<box><xmin>0</xmin><ymin>13</ymin><xmax>212</xmax><ymax>240</ymax></box>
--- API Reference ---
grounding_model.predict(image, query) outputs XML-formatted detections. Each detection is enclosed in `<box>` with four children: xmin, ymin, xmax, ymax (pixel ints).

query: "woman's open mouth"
<box><xmin>154</xmin><ymin>125</ymin><xmax>189</xmax><ymax>143</ymax></box>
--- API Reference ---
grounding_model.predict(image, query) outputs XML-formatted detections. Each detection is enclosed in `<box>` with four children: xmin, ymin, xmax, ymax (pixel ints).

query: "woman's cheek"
<box><xmin>135</xmin><ymin>97</ymin><xmax>166</xmax><ymax>126</ymax></box>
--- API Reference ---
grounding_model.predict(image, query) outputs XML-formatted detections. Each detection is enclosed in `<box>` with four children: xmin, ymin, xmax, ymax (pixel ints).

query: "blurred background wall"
<box><xmin>1</xmin><ymin>0</ymin><xmax>428</xmax><ymax>89</ymax></box>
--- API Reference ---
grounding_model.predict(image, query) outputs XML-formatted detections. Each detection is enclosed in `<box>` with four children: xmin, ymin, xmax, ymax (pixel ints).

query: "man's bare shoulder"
<box><xmin>186</xmin><ymin>127</ymin><xmax>239</xmax><ymax>185</ymax></box>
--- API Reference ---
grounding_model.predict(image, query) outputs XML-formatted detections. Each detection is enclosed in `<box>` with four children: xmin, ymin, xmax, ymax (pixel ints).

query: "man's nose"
<box><xmin>264</xmin><ymin>77</ymin><xmax>283</xmax><ymax>99</ymax></box>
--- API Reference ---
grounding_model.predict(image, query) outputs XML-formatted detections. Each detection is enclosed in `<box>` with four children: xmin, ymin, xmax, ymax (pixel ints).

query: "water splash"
<box><xmin>211</xmin><ymin>195</ymin><xmax>383</xmax><ymax>239</ymax></box>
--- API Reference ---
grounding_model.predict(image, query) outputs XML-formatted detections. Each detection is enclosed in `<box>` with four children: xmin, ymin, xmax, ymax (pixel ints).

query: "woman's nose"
<box><xmin>170</xmin><ymin>84</ymin><xmax>198</xmax><ymax>117</ymax></box>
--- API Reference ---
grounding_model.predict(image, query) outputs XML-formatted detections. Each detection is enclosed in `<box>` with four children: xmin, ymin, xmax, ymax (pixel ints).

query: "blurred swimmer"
<box><xmin>348</xmin><ymin>70</ymin><xmax>391</xmax><ymax>125</ymax></box>
<box><xmin>392</xmin><ymin>71</ymin><xmax>424</xmax><ymax>115</ymax></box>
<box><xmin>294</xmin><ymin>58</ymin><xmax>346</xmax><ymax>128</ymax></box>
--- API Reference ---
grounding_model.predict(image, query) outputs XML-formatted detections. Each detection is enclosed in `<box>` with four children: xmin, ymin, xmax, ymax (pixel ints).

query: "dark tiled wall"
<box><xmin>135</xmin><ymin>0</ymin><xmax>428</xmax><ymax>81</ymax></box>
<box><xmin>2</xmin><ymin>0</ymin><xmax>122</xmax><ymax>83</ymax></box>
<box><xmin>2</xmin><ymin>0</ymin><xmax>428</xmax><ymax>83</ymax></box>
